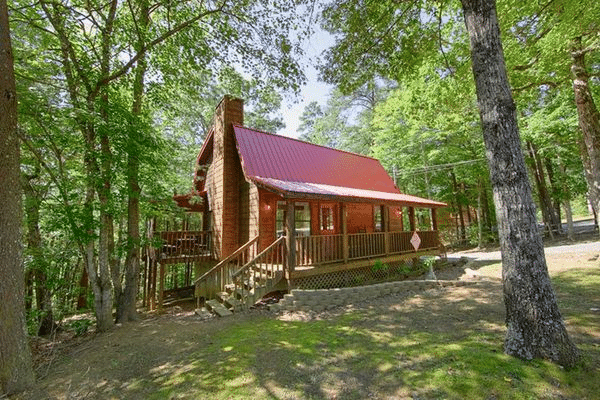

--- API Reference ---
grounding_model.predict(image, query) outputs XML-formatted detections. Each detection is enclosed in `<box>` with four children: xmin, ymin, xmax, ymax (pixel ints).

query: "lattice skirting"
<box><xmin>291</xmin><ymin>261</ymin><xmax>429</xmax><ymax>290</ymax></box>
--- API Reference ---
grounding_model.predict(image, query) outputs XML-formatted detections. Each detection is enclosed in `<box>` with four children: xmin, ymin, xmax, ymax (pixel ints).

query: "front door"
<box><xmin>319</xmin><ymin>203</ymin><xmax>337</xmax><ymax>235</ymax></box>
<box><xmin>319</xmin><ymin>203</ymin><xmax>340</xmax><ymax>262</ymax></box>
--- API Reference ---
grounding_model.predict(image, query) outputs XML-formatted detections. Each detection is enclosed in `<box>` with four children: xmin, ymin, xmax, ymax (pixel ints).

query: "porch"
<box><xmin>144</xmin><ymin>207</ymin><xmax>445</xmax><ymax>311</ymax></box>
<box><xmin>189</xmin><ymin>227</ymin><xmax>444</xmax><ymax>311</ymax></box>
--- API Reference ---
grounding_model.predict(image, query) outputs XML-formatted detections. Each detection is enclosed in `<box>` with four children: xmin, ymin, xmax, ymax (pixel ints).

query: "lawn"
<box><xmin>22</xmin><ymin>249</ymin><xmax>600</xmax><ymax>400</ymax></box>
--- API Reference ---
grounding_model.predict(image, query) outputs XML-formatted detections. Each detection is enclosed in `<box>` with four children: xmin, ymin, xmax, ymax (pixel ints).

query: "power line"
<box><xmin>395</xmin><ymin>158</ymin><xmax>486</xmax><ymax>175</ymax></box>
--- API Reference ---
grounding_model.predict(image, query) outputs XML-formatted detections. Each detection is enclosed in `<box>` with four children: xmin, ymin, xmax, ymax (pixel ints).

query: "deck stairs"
<box><xmin>195</xmin><ymin>237</ymin><xmax>286</xmax><ymax>317</ymax></box>
<box><xmin>199</xmin><ymin>264</ymin><xmax>282</xmax><ymax>317</ymax></box>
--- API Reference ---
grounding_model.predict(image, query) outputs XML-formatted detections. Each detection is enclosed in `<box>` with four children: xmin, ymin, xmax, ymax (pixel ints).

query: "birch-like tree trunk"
<box><xmin>571</xmin><ymin>37</ymin><xmax>600</xmax><ymax>231</ymax></box>
<box><xmin>116</xmin><ymin>0</ymin><xmax>149</xmax><ymax>322</ymax></box>
<box><xmin>460</xmin><ymin>0</ymin><xmax>579</xmax><ymax>367</ymax></box>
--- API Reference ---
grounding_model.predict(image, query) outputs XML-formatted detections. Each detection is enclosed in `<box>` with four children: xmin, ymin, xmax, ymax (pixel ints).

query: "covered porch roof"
<box><xmin>253</xmin><ymin>177</ymin><xmax>446</xmax><ymax>208</ymax></box>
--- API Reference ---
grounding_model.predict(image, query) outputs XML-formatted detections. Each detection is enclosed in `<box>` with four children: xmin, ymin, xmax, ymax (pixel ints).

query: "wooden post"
<box><xmin>342</xmin><ymin>203</ymin><xmax>349</xmax><ymax>262</ymax></box>
<box><xmin>285</xmin><ymin>200</ymin><xmax>296</xmax><ymax>277</ymax></box>
<box><xmin>408</xmin><ymin>207</ymin><xmax>416</xmax><ymax>231</ymax></box>
<box><xmin>384</xmin><ymin>205</ymin><xmax>390</xmax><ymax>255</ymax></box>
<box><xmin>158</xmin><ymin>261</ymin><xmax>165</xmax><ymax>310</ymax></box>
<box><xmin>431</xmin><ymin>208</ymin><xmax>438</xmax><ymax>231</ymax></box>
<box><xmin>408</xmin><ymin>207</ymin><xmax>419</xmax><ymax>266</ymax></box>
<box><xmin>202</xmin><ymin>196</ymin><xmax>211</xmax><ymax>231</ymax></box>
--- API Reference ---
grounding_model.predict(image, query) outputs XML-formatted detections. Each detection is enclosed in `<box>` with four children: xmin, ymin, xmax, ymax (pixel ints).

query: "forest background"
<box><xmin>2</xmin><ymin>0</ymin><xmax>599</xmax><ymax>393</ymax></box>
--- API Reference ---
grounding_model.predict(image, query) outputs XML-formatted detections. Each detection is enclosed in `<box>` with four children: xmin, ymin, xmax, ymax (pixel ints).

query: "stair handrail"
<box><xmin>193</xmin><ymin>236</ymin><xmax>259</xmax><ymax>285</ymax></box>
<box><xmin>231</xmin><ymin>236</ymin><xmax>286</xmax><ymax>309</ymax></box>
<box><xmin>231</xmin><ymin>236</ymin><xmax>285</xmax><ymax>279</ymax></box>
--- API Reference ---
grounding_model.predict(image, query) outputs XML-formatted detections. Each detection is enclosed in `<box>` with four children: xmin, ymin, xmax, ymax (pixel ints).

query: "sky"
<box><xmin>278</xmin><ymin>27</ymin><xmax>335</xmax><ymax>138</ymax></box>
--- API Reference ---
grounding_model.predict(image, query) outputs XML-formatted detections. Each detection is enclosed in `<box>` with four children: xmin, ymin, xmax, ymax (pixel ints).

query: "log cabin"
<box><xmin>147</xmin><ymin>96</ymin><xmax>447</xmax><ymax>311</ymax></box>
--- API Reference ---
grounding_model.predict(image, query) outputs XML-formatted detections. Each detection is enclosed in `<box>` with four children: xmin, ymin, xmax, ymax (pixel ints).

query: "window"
<box><xmin>374</xmin><ymin>205</ymin><xmax>384</xmax><ymax>232</ymax></box>
<box><xmin>276</xmin><ymin>202</ymin><xmax>310</xmax><ymax>237</ymax></box>
<box><xmin>320</xmin><ymin>206</ymin><xmax>334</xmax><ymax>231</ymax></box>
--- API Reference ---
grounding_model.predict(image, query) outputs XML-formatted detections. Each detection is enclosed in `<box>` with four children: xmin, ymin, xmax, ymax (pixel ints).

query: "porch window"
<box><xmin>275</xmin><ymin>201</ymin><xmax>310</xmax><ymax>237</ymax></box>
<box><xmin>320</xmin><ymin>206</ymin><xmax>334</xmax><ymax>231</ymax></box>
<box><xmin>374</xmin><ymin>205</ymin><xmax>384</xmax><ymax>231</ymax></box>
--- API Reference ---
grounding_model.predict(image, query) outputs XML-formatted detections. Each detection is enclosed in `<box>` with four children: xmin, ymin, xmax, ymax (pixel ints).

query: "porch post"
<box><xmin>408</xmin><ymin>207</ymin><xmax>416</xmax><ymax>231</ymax></box>
<box><xmin>285</xmin><ymin>200</ymin><xmax>296</xmax><ymax>276</ymax></box>
<box><xmin>342</xmin><ymin>203</ymin><xmax>349</xmax><ymax>262</ymax></box>
<box><xmin>158</xmin><ymin>261</ymin><xmax>165</xmax><ymax>310</ymax></box>
<box><xmin>408</xmin><ymin>207</ymin><xmax>419</xmax><ymax>266</ymax></box>
<box><xmin>202</xmin><ymin>195</ymin><xmax>211</xmax><ymax>231</ymax></box>
<box><xmin>431</xmin><ymin>208</ymin><xmax>438</xmax><ymax>231</ymax></box>
<box><xmin>384</xmin><ymin>205</ymin><xmax>390</xmax><ymax>254</ymax></box>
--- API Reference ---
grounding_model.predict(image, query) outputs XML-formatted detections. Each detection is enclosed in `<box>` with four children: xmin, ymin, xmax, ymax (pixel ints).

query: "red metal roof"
<box><xmin>233</xmin><ymin>125</ymin><xmax>446</xmax><ymax>208</ymax></box>
<box><xmin>234</xmin><ymin>125</ymin><xmax>399</xmax><ymax>193</ymax></box>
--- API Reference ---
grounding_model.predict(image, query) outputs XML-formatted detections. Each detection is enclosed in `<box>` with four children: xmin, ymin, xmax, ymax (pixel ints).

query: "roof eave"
<box><xmin>252</xmin><ymin>179</ymin><xmax>446</xmax><ymax>208</ymax></box>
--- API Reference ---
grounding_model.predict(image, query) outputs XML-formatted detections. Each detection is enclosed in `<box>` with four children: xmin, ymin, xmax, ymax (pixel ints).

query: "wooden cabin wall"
<box><xmin>346</xmin><ymin>203</ymin><xmax>375</xmax><ymax>233</ymax></box>
<box><xmin>258</xmin><ymin>189</ymin><xmax>279</xmax><ymax>250</ymax></box>
<box><xmin>238</xmin><ymin>178</ymin><xmax>260</xmax><ymax>248</ymax></box>
<box><xmin>310</xmin><ymin>203</ymin><xmax>320</xmax><ymax>235</ymax></box>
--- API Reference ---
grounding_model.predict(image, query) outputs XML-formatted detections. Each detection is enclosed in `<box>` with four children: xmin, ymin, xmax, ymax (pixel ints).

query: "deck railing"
<box><xmin>295</xmin><ymin>230</ymin><xmax>441</xmax><ymax>266</ymax></box>
<box><xmin>348</xmin><ymin>232</ymin><xmax>386</xmax><ymax>259</ymax></box>
<box><xmin>194</xmin><ymin>236</ymin><xmax>258</xmax><ymax>301</ymax></box>
<box><xmin>157</xmin><ymin>230</ymin><xmax>213</xmax><ymax>261</ymax></box>
<box><xmin>296</xmin><ymin>234</ymin><xmax>344</xmax><ymax>266</ymax></box>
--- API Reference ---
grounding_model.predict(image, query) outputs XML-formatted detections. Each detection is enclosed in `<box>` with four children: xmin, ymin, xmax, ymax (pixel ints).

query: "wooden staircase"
<box><xmin>195</xmin><ymin>236</ymin><xmax>286</xmax><ymax>316</ymax></box>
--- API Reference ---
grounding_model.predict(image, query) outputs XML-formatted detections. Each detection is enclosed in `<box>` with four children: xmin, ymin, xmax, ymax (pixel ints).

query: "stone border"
<box><xmin>271</xmin><ymin>280</ymin><xmax>481</xmax><ymax>313</ymax></box>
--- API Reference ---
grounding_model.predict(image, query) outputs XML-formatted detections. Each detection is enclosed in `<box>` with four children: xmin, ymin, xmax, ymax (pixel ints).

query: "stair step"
<box><xmin>194</xmin><ymin>307</ymin><xmax>213</xmax><ymax>319</ymax></box>
<box><xmin>205</xmin><ymin>299</ymin><xmax>233</xmax><ymax>317</ymax></box>
<box><xmin>217</xmin><ymin>292</ymin><xmax>243</xmax><ymax>311</ymax></box>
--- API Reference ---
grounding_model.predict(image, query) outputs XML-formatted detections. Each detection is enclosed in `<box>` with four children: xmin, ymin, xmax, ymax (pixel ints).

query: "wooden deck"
<box><xmin>146</xmin><ymin>229</ymin><xmax>445</xmax><ymax>309</ymax></box>
<box><xmin>294</xmin><ymin>230</ymin><xmax>441</xmax><ymax>267</ymax></box>
<box><xmin>292</xmin><ymin>248</ymin><xmax>442</xmax><ymax>279</ymax></box>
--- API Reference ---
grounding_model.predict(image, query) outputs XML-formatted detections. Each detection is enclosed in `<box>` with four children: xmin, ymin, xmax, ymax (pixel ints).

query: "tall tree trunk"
<box><xmin>557</xmin><ymin>160</ymin><xmax>575</xmax><ymax>241</ymax></box>
<box><xmin>92</xmin><ymin>0</ymin><xmax>120</xmax><ymax>332</ymax></box>
<box><xmin>460</xmin><ymin>0</ymin><xmax>579</xmax><ymax>367</ymax></box>
<box><xmin>450</xmin><ymin>170</ymin><xmax>466</xmax><ymax>243</ymax></box>
<box><xmin>526</xmin><ymin>141</ymin><xmax>557</xmax><ymax>239</ymax></box>
<box><xmin>116</xmin><ymin>0</ymin><xmax>149</xmax><ymax>322</ymax></box>
<box><xmin>481</xmin><ymin>179</ymin><xmax>493</xmax><ymax>232</ymax></box>
<box><xmin>22</xmin><ymin>172</ymin><xmax>54</xmax><ymax>335</ymax></box>
<box><xmin>77</xmin><ymin>263</ymin><xmax>89</xmax><ymax>309</ymax></box>
<box><xmin>477</xmin><ymin>177</ymin><xmax>485</xmax><ymax>247</ymax></box>
<box><xmin>571</xmin><ymin>37</ymin><xmax>600</xmax><ymax>232</ymax></box>
<box><xmin>544</xmin><ymin>159</ymin><xmax>562</xmax><ymax>232</ymax></box>
<box><xmin>0</xmin><ymin>0</ymin><xmax>34</xmax><ymax>392</ymax></box>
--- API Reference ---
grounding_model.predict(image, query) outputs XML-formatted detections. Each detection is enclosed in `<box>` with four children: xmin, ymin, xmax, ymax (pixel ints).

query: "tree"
<box><xmin>0</xmin><ymin>0</ymin><xmax>34</xmax><ymax>393</ymax></box>
<box><xmin>497</xmin><ymin>0</ymin><xmax>600</xmax><ymax>229</ymax></box>
<box><xmin>12</xmin><ymin>0</ymin><xmax>306</xmax><ymax>331</ymax></box>
<box><xmin>460</xmin><ymin>0</ymin><xmax>578</xmax><ymax>366</ymax></box>
<box><xmin>298</xmin><ymin>82</ymin><xmax>391</xmax><ymax>154</ymax></box>
<box><xmin>319</xmin><ymin>0</ymin><xmax>579</xmax><ymax>366</ymax></box>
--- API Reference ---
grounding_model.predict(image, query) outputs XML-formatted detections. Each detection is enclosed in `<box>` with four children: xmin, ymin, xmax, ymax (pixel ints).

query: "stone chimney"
<box><xmin>211</xmin><ymin>96</ymin><xmax>244</xmax><ymax>259</ymax></box>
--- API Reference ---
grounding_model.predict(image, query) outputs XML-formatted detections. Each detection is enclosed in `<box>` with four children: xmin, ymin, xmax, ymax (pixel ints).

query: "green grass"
<box><xmin>113</xmin><ymin>266</ymin><xmax>600</xmax><ymax>400</ymax></box>
<box><xmin>44</xmin><ymin>264</ymin><xmax>600</xmax><ymax>400</ymax></box>
<box><xmin>134</xmin><ymin>318</ymin><xmax>599</xmax><ymax>399</ymax></box>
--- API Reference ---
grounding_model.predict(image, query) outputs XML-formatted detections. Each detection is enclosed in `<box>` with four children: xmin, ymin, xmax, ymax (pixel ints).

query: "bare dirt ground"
<box><xmin>17</xmin><ymin>233</ymin><xmax>600</xmax><ymax>400</ymax></box>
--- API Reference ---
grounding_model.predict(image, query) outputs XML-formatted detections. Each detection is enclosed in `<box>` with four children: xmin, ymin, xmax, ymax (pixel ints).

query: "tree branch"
<box><xmin>571</xmin><ymin>43</ymin><xmax>600</xmax><ymax>58</ymax></box>
<box><xmin>40</xmin><ymin>0</ymin><xmax>93</xmax><ymax>95</ymax></box>
<box><xmin>437</xmin><ymin>0</ymin><xmax>454</xmax><ymax>76</ymax></box>
<box><xmin>512</xmin><ymin>56</ymin><xmax>538</xmax><ymax>71</ymax></box>
<box><xmin>90</xmin><ymin>2</ymin><xmax>228</xmax><ymax>97</ymax></box>
<box><xmin>512</xmin><ymin>79</ymin><xmax>562</xmax><ymax>93</ymax></box>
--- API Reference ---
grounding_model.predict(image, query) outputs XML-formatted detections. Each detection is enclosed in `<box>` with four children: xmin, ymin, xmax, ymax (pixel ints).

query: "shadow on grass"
<box><xmin>552</xmin><ymin>268</ymin><xmax>600</xmax><ymax>346</ymax></box>
<box><xmin>32</xmin><ymin>272</ymin><xmax>600</xmax><ymax>400</ymax></box>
